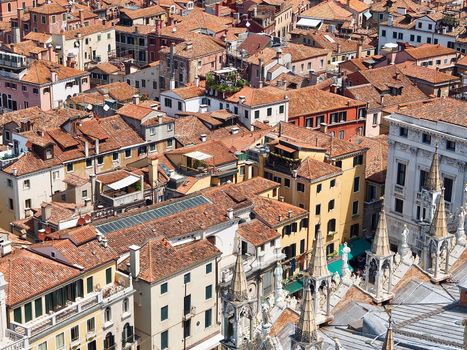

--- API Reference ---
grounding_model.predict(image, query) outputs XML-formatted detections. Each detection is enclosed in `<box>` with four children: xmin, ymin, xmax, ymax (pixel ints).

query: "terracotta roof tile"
<box><xmin>0</xmin><ymin>249</ymin><xmax>80</xmax><ymax>306</ymax></box>
<box><xmin>30</xmin><ymin>3</ymin><xmax>66</xmax><ymax>14</ymax></box>
<box><xmin>403</xmin><ymin>44</ymin><xmax>457</xmax><ymax>60</ymax></box>
<box><xmin>96</xmin><ymin>82</ymin><xmax>139</xmax><ymax>102</ymax></box>
<box><xmin>119</xmin><ymin>238</ymin><xmax>220</xmax><ymax>283</ymax></box>
<box><xmin>296</xmin><ymin>156</ymin><xmax>342</xmax><ymax>181</ymax></box>
<box><xmin>282</xmin><ymin>43</ymin><xmax>329</xmax><ymax>62</ymax></box>
<box><xmin>120</xmin><ymin>4</ymin><xmax>165</xmax><ymax>19</ymax></box>
<box><xmin>167</xmin><ymin>140</ymin><xmax>237</xmax><ymax>166</ymax></box>
<box><xmin>91</xmin><ymin>62</ymin><xmax>121</xmax><ymax>75</ymax></box>
<box><xmin>301</xmin><ymin>0</ymin><xmax>352</xmax><ymax>20</ymax></box>
<box><xmin>64</xmin><ymin>173</ymin><xmax>89</xmax><ymax>187</ymax></box>
<box><xmin>396</xmin><ymin>62</ymin><xmax>460</xmax><ymax>84</ymax></box>
<box><xmin>225</xmin><ymin>86</ymin><xmax>288</xmax><ymax>107</ymax></box>
<box><xmin>287</xmin><ymin>86</ymin><xmax>365</xmax><ymax>118</ymax></box>
<box><xmin>21</xmin><ymin>60</ymin><xmax>87</xmax><ymax>84</ymax></box>
<box><xmin>251</xmin><ymin>196</ymin><xmax>308</xmax><ymax>228</ymax></box>
<box><xmin>238</xmin><ymin>219</ymin><xmax>280</xmax><ymax>246</ymax></box>
<box><xmin>170</xmin><ymin>85</ymin><xmax>205</xmax><ymax>99</ymax></box>
<box><xmin>350</xmin><ymin>135</ymin><xmax>388</xmax><ymax>183</ymax></box>
<box><xmin>273</xmin><ymin>122</ymin><xmax>365</xmax><ymax>158</ymax></box>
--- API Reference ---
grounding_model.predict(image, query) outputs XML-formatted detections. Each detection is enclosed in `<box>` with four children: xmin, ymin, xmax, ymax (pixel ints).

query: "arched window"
<box><xmin>7</xmin><ymin>3</ymin><xmax>11</xmax><ymax>12</ymax></box>
<box><xmin>104</xmin><ymin>307</ymin><xmax>112</xmax><ymax>323</ymax></box>
<box><xmin>327</xmin><ymin>219</ymin><xmax>336</xmax><ymax>234</ymax></box>
<box><xmin>103</xmin><ymin>332</ymin><xmax>114</xmax><ymax>350</ymax></box>
<box><xmin>122</xmin><ymin>323</ymin><xmax>134</xmax><ymax>345</ymax></box>
<box><xmin>122</xmin><ymin>298</ymin><xmax>129</xmax><ymax>313</ymax></box>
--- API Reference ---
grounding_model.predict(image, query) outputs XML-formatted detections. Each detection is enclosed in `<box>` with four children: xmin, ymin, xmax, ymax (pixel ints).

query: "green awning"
<box><xmin>284</xmin><ymin>279</ymin><xmax>303</xmax><ymax>294</ymax></box>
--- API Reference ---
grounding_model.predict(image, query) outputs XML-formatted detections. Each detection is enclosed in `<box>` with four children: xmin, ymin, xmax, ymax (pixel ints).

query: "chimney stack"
<box><xmin>129</xmin><ymin>245</ymin><xmax>141</xmax><ymax>277</ymax></box>
<box><xmin>320</xmin><ymin>122</ymin><xmax>328</xmax><ymax>133</ymax></box>
<box><xmin>227</xmin><ymin>208</ymin><xmax>234</xmax><ymax>220</ymax></box>
<box><xmin>199</xmin><ymin>134</ymin><xmax>207</xmax><ymax>142</ymax></box>
<box><xmin>95</xmin><ymin>139</ymin><xmax>100</xmax><ymax>155</ymax></box>
<box><xmin>132</xmin><ymin>94</ymin><xmax>140</xmax><ymax>105</ymax></box>
<box><xmin>47</xmin><ymin>44</ymin><xmax>54</xmax><ymax>62</ymax></box>
<box><xmin>79</xmin><ymin>8</ymin><xmax>84</xmax><ymax>26</ymax></box>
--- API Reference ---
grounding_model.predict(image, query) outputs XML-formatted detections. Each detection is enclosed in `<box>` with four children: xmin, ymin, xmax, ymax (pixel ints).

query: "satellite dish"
<box><xmin>86</xmin><ymin>104</ymin><xmax>93</xmax><ymax>111</ymax></box>
<box><xmin>103</xmin><ymin>104</ymin><xmax>110</xmax><ymax>111</ymax></box>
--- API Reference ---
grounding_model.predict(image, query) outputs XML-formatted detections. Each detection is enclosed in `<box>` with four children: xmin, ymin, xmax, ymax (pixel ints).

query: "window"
<box><xmin>392</xmin><ymin>32</ymin><xmax>397</xmax><ymax>39</ymax></box>
<box><xmin>396</xmin><ymin>163</ymin><xmax>406</xmax><ymax>186</ymax></box>
<box><xmin>395</xmin><ymin>198</ymin><xmax>403</xmax><ymax>214</ymax></box>
<box><xmin>183</xmin><ymin>319</ymin><xmax>191</xmax><ymax>338</ymax></box>
<box><xmin>381</xmin><ymin>29</ymin><xmax>386</xmax><ymax>37</ymax></box>
<box><xmin>330</xmin><ymin>179</ymin><xmax>336</xmax><ymax>188</ymax></box>
<box><xmin>97</xmin><ymin>156</ymin><xmax>104</xmax><ymax>165</ymax></box>
<box><xmin>164</xmin><ymin>98</ymin><xmax>172</xmax><ymax>108</ymax></box>
<box><xmin>398</xmin><ymin>33</ymin><xmax>403</xmax><ymax>40</ymax></box>
<box><xmin>8</xmin><ymin>198</ymin><xmax>13</xmax><ymax>210</ymax></box>
<box><xmin>399</xmin><ymin>127</ymin><xmax>408</xmax><ymax>137</ymax></box>
<box><xmin>105</xmin><ymin>267</ymin><xmax>112</xmax><ymax>284</ymax></box>
<box><xmin>160</xmin><ymin>282</ymin><xmax>168</xmax><ymax>294</ymax></box>
<box><xmin>427</xmin><ymin>37</ymin><xmax>431</xmax><ymax>44</ymax></box>
<box><xmin>417</xmin><ymin>22</ymin><xmax>422</xmax><ymax>28</ymax></box>
<box><xmin>112</xmin><ymin>152</ymin><xmax>119</xmax><ymax>161</ymax></box>
<box><xmin>353</xmin><ymin>177</ymin><xmax>360</xmax><ymax>192</ymax></box>
<box><xmin>87</xmin><ymin>318</ymin><xmax>95</xmax><ymax>333</ymax></box>
<box><xmin>317</xmin><ymin>184</ymin><xmax>322</xmax><ymax>193</ymax></box>
<box><xmin>339</xmin><ymin>130</ymin><xmax>345</xmax><ymax>139</ymax></box>
<box><xmin>410</xmin><ymin>34</ymin><xmax>415</xmax><ymax>41</ymax></box>
<box><xmin>184</xmin><ymin>273</ymin><xmax>191</xmax><ymax>284</ymax></box>
<box><xmin>86</xmin><ymin>276</ymin><xmax>94</xmax><ymax>293</ymax></box>
<box><xmin>353</xmin><ymin>155</ymin><xmax>363</xmax><ymax>166</ymax></box>
<box><xmin>352</xmin><ymin>201</ymin><xmax>359</xmax><ymax>215</ymax></box>
<box><xmin>328</xmin><ymin>200</ymin><xmax>335</xmax><ymax>211</ymax></box>
<box><xmin>161</xmin><ymin>305</ymin><xmax>168</xmax><ymax>321</ymax></box>
<box><xmin>7</xmin><ymin>179</ymin><xmax>12</xmax><ymax>187</ymax></box>
<box><xmin>279</xmin><ymin>105</ymin><xmax>284</xmax><ymax>114</ymax></box>
<box><xmin>443</xmin><ymin>177</ymin><xmax>453</xmax><ymax>202</ymax></box>
<box><xmin>13</xmin><ymin>308</ymin><xmax>21</xmax><ymax>323</ymax></box>
<box><xmin>267</xmin><ymin>107</ymin><xmax>272</xmax><ymax>116</ymax></box>
<box><xmin>167</xmin><ymin>123</ymin><xmax>173</xmax><ymax>131</ymax></box>
<box><xmin>23</xmin><ymin>179</ymin><xmax>30</xmax><ymax>189</ymax></box>
<box><xmin>25</xmin><ymin>199</ymin><xmax>31</xmax><ymax>209</ymax></box>
<box><xmin>419</xmin><ymin>169</ymin><xmax>428</xmax><ymax>192</ymax></box>
<box><xmin>66</xmin><ymin>163</ymin><xmax>73</xmax><ymax>172</ymax></box>
<box><xmin>297</xmin><ymin>183</ymin><xmax>305</xmax><ymax>192</ymax></box>
<box><xmin>33</xmin><ymin>88</ymin><xmax>39</xmax><ymax>94</ymax></box>
<box><xmin>41</xmin><ymin>15</ymin><xmax>46</xmax><ymax>24</ymax></box>
<box><xmin>38</xmin><ymin>342</ymin><xmax>47</xmax><ymax>350</ymax></box>
<box><xmin>422</xmin><ymin>133</ymin><xmax>431</xmax><ymax>144</ymax></box>
<box><xmin>300</xmin><ymin>239</ymin><xmax>305</xmax><ymax>254</ymax></box>
<box><xmin>125</xmin><ymin>149</ymin><xmax>131</xmax><ymax>158</ymax></box>
<box><xmin>255</xmin><ymin>110</ymin><xmax>260</xmax><ymax>119</ymax></box>
<box><xmin>206</xmin><ymin>263</ymin><xmax>212</xmax><ymax>274</ymax></box>
<box><xmin>284</xmin><ymin>178</ymin><xmax>290</xmax><ymax>187</ymax></box>
<box><xmin>315</xmin><ymin>204</ymin><xmax>321</xmax><ymax>215</ymax></box>
<box><xmin>24</xmin><ymin>302</ymin><xmax>32</xmax><ymax>322</ymax></box>
<box><xmin>330</xmin><ymin>112</ymin><xmax>338</xmax><ymax>123</ymax></box>
<box><xmin>161</xmin><ymin>330</ymin><xmax>168</xmax><ymax>349</ymax></box>
<box><xmin>428</xmin><ymin>24</ymin><xmax>433</xmax><ymax>30</ymax></box>
<box><xmin>327</xmin><ymin>219</ymin><xmax>336</xmax><ymax>234</ymax></box>
<box><xmin>350</xmin><ymin>223</ymin><xmax>359</xmax><ymax>237</ymax></box>
<box><xmin>416</xmin><ymin>35</ymin><xmax>421</xmax><ymax>43</ymax></box>
<box><xmin>244</xmin><ymin>110</ymin><xmax>249</xmax><ymax>119</ymax></box>
<box><xmin>305</xmin><ymin>118</ymin><xmax>313</xmax><ymax>128</ymax></box>
<box><xmin>71</xmin><ymin>325</ymin><xmax>79</xmax><ymax>342</ymax></box>
<box><xmin>446</xmin><ymin>140</ymin><xmax>456</xmax><ymax>151</ymax></box>
<box><xmin>183</xmin><ymin>294</ymin><xmax>191</xmax><ymax>315</ymax></box>
<box><xmin>138</xmin><ymin>146</ymin><xmax>147</xmax><ymax>155</ymax></box>
<box><xmin>104</xmin><ymin>307</ymin><xmax>111</xmax><ymax>323</ymax></box>
<box><xmin>56</xmin><ymin>333</ymin><xmax>64</xmax><ymax>350</ymax></box>
<box><xmin>205</xmin><ymin>309</ymin><xmax>212</xmax><ymax>328</ymax></box>
<box><xmin>205</xmin><ymin>285</ymin><xmax>212</xmax><ymax>299</ymax></box>
<box><xmin>86</xmin><ymin>158</ymin><xmax>92</xmax><ymax>168</ymax></box>
<box><xmin>35</xmin><ymin>298</ymin><xmax>43</xmax><ymax>317</ymax></box>
<box><xmin>177</xmin><ymin>101</ymin><xmax>182</xmax><ymax>111</ymax></box>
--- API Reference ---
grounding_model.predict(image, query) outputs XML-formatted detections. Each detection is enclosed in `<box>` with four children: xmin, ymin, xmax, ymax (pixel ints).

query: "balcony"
<box><xmin>0</xmin><ymin>329</ymin><xmax>26</xmax><ymax>350</ymax></box>
<box><xmin>9</xmin><ymin>282</ymin><xmax>133</xmax><ymax>339</ymax></box>
<box><xmin>97</xmin><ymin>171</ymin><xmax>145</xmax><ymax>209</ymax></box>
<box><xmin>265</xmin><ymin>152</ymin><xmax>301</xmax><ymax>175</ymax></box>
<box><xmin>101</xmin><ymin>190</ymin><xmax>144</xmax><ymax>208</ymax></box>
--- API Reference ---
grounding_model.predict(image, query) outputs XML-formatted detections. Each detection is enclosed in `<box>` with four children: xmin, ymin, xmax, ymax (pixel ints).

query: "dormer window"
<box><xmin>45</xmin><ymin>147</ymin><xmax>53</xmax><ymax>160</ymax></box>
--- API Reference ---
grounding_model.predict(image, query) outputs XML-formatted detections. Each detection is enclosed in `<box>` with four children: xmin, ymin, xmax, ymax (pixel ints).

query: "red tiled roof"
<box><xmin>238</xmin><ymin>219</ymin><xmax>280</xmax><ymax>246</ymax></box>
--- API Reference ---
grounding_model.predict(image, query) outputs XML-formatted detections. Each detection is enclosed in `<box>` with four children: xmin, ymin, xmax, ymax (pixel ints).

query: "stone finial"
<box><xmin>430</xmin><ymin>189</ymin><xmax>449</xmax><ymax>239</ymax></box>
<box><xmin>372</xmin><ymin>209</ymin><xmax>392</xmax><ymax>257</ymax></box>
<box><xmin>309</xmin><ymin>230</ymin><xmax>331</xmax><ymax>279</ymax></box>
<box><xmin>425</xmin><ymin>144</ymin><xmax>442</xmax><ymax>192</ymax></box>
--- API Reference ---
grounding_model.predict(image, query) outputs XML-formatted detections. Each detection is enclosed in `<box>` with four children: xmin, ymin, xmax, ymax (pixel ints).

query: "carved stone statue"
<box><xmin>399</xmin><ymin>225</ymin><xmax>412</xmax><ymax>264</ymax></box>
<box><xmin>341</xmin><ymin>243</ymin><xmax>352</xmax><ymax>285</ymax></box>
<box><xmin>456</xmin><ymin>206</ymin><xmax>466</xmax><ymax>246</ymax></box>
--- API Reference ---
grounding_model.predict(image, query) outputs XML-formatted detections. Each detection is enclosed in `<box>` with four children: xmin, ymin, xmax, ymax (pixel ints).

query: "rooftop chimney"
<box><xmin>200</xmin><ymin>134</ymin><xmax>207</xmax><ymax>142</ymax></box>
<box><xmin>129</xmin><ymin>245</ymin><xmax>141</xmax><ymax>277</ymax></box>
<box><xmin>185</xmin><ymin>41</ymin><xmax>193</xmax><ymax>50</ymax></box>
<box><xmin>194</xmin><ymin>75</ymin><xmax>200</xmax><ymax>87</ymax></box>
<box><xmin>230</xmin><ymin>126</ymin><xmax>239</xmax><ymax>135</ymax></box>
<box><xmin>132</xmin><ymin>94</ymin><xmax>140</xmax><ymax>105</ymax></box>
<box><xmin>227</xmin><ymin>208</ymin><xmax>234</xmax><ymax>220</ymax></box>
<box><xmin>320</xmin><ymin>122</ymin><xmax>328</xmax><ymax>133</ymax></box>
<box><xmin>279</xmin><ymin>196</ymin><xmax>284</xmax><ymax>202</ymax></box>
<box><xmin>79</xmin><ymin>8</ymin><xmax>84</xmax><ymax>26</ymax></box>
<box><xmin>239</xmin><ymin>96</ymin><xmax>246</xmax><ymax>104</ymax></box>
<box><xmin>42</xmin><ymin>204</ymin><xmax>52</xmax><ymax>221</ymax></box>
<box><xmin>95</xmin><ymin>139</ymin><xmax>100</xmax><ymax>155</ymax></box>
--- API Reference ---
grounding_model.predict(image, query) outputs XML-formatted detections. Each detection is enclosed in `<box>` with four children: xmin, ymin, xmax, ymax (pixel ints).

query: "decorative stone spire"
<box><xmin>371</xmin><ymin>209</ymin><xmax>392</xmax><ymax>257</ymax></box>
<box><xmin>230</xmin><ymin>252</ymin><xmax>249</xmax><ymax>302</ymax></box>
<box><xmin>425</xmin><ymin>144</ymin><xmax>442</xmax><ymax>192</ymax></box>
<box><xmin>382</xmin><ymin>310</ymin><xmax>394</xmax><ymax>350</ymax></box>
<box><xmin>430</xmin><ymin>189</ymin><xmax>449</xmax><ymax>239</ymax></box>
<box><xmin>309</xmin><ymin>230</ymin><xmax>330</xmax><ymax>279</ymax></box>
<box><xmin>295</xmin><ymin>284</ymin><xmax>320</xmax><ymax>344</ymax></box>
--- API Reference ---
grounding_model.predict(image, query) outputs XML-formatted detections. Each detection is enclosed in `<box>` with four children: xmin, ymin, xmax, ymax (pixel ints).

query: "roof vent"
<box><xmin>231</xmin><ymin>127</ymin><xmax>239</xmax><ymax>135</ymax></box>
<box><xmin>200</xmin><ymin>134</ymin><xmax>207</xmax><ymax>142</ymax></box>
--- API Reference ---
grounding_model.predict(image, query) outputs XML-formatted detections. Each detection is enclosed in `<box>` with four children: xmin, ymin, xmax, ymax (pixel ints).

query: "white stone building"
<box><xmin>383</xmin><ymin>98</ymin><xmax>467</xmax><ymax>250</ymax></box>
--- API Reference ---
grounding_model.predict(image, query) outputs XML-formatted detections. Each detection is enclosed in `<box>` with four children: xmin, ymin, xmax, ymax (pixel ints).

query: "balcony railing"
<box><xmin>101</xmin><ymin>191</ymin><xmax>144</xmax><ymax>208</ymax></box>
<box><xmin>0</xmin><ymin>329</ymin><xmax>26</xmax><ymax>350</ymax></box>
<box><xmin>9</xmin><ymin>282</ymin><xmax>133</xmax><ymax>339</ymax></box>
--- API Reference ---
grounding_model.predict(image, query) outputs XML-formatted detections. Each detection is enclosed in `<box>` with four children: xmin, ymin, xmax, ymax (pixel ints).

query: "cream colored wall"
<box><xmin>336</xmin><ymin>155</ymin><xmax>366</xmax><ymax>242</ymax></box>
<box><xmin>134</xmin><ymin>257</ymin><xmax>219</xmax><ymax>350</ymax></box>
